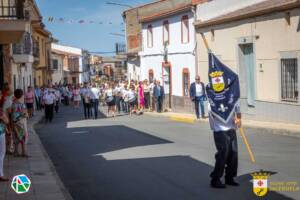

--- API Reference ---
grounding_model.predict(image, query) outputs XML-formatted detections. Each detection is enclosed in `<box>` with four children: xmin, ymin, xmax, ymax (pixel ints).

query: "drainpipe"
<box><xmin>192</xmin><ymin>6</ymin><xmax>199</xmax><ymax>77</ymax></box>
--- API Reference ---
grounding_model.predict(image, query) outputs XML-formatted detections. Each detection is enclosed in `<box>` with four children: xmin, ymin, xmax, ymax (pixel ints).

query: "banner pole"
<box><xmin>200</xmin><ymin>32</ymin><xmax>211</xmax><ymax>53</ymax></box>
<box><xmin>239</xmin><ymin>127</ymin><xmax>256</xmax><ymax>163</ymax></box>
<box><xmin>202</xmin><ymin>32</ymin><xmax>255</xmax><ymax>163</ymax></box>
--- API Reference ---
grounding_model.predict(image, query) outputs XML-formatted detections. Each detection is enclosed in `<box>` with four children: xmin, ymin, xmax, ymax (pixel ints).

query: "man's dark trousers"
<box><xmin>115</xmin><ymin>96</ymin><xmax>121</xmax><ymax>113</ymax></box>
<box><xmin>92</xmin><ymin>99</ymin><xmax>99</xmax><ymax>119</ymax></box>
<box><xmin>45</xmin><ymin>104</ymin><xmax>54</xmax><ymax>123</ymax></box>
<box><xmin>35</xmin><ymin>96</ymin><xmax>41</xmax><ymax>110</ymax></box>
<box><xmin>55</xmin><ymin>101</ymin><xmax>59</xmax><ymax>113</ymax></box>
<box><xmin>156</xmin><ymin>96</ymin><xmax>163</xmax><ymax>113</ymax></box>
<box><xmin>83</xmin><ymin>101</ymin><xmax>92</xmax><ymax>119</ymax></box>
<box><xmin>83</xmin><ymin>98</ymin><xmax>88</xmax><ymax>118</ymax></box>
<box><xmin>64</xmin><ymin>96</ymin><xmax>69</xmax><ymax>106</ymax></box>
<box><xmin>210</xmin><ymin>129</ymin><xmax>238</xmax><ymax>181</ymax></box>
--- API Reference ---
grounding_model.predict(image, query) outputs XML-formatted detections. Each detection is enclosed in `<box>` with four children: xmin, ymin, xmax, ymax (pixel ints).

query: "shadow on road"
<box><xmin>35</xmin><ymin>106</ymin><xmax>295</xmax><ymax>200</ymax></box>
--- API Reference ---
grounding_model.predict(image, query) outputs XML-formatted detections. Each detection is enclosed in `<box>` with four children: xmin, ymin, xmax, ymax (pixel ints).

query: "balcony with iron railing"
<box><xmin>47</xmin><ymin>51</ymin><xmax>53</xmax><ymax>71</ymax></box>
<box><xmin>33</xmin><ymin>40</ymin><xmax>40</xmax><ymax>59</ymax></box>
<box><xmin>12</xmin><ymin>32</ymin><xmax>34</xmax><ymax>63</ymax></box>
<box><xmin>0</xmin><ymin>0</ymin><xmax>25</xmax><ymax>19</ymax></box>
<box><xmin>0</xmin><ymin>0</ymin><xmax>29</xmax><ymax>44</ymax></box>
<box><xmin>13</xmin><ymin>32</ymin><xmax>32</xmax><ymax>54</ymax></box>
<box><xmin>116</xmin><ymin>43</ymin><xmax>126</xmax><ymax>55</ymax></box>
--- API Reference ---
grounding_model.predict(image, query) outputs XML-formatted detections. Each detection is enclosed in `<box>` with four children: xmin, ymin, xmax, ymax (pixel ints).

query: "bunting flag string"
<box><xmin>47</xmin><ymin>17</ymin><xmax>124</xmax><ymax>26</ymax></box>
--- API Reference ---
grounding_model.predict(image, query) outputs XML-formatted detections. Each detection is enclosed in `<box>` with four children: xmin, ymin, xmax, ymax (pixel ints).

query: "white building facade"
<box><xmin>51</xmin><ymin>43</ymin><xmax>83</xmax><ymax>84</ymax></box>
<box><xmin>140</xmin><ymin>7</ymin><xmax>197</xmax><ymax>112</ymax></box>
<box><xmin>127</xmin><ymin>57</ymin><xmax>141</xmax><ymax>81</ymax></box>
<box><xmin>51</xmin><ymin>52</ymin><xmax>64</xmax><ymax>84</ymax></box>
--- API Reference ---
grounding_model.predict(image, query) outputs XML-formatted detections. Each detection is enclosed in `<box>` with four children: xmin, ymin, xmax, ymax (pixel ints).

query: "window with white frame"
<box><xmin>147</xmin><ymin>24</ymin><xmax>153</xmax><ymax>48</ymax></box>
<box><xmin>181</xmin><ymin>15</ymin><xmax>189</xmax><ymax>44</ymax></box>
<box><xmin>281</xmin><ymin>58</ymin><xmax>298</xmax><ymax>102</ymax></box>
<box><xmin>163</xmin><ymin>20</ymin><xmax>169</xmax><ymax>45</ymax></box>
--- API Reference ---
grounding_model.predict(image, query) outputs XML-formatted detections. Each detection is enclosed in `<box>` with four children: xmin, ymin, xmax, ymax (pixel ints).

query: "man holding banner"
<box><xmin>206</xmin><ymin>53</ymin><xmax>242</xmax><ymax>188</ymax></box>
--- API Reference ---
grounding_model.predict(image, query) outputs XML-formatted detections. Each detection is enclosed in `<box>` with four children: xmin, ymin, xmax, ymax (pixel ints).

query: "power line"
<box><xmin>106</xmin><ymin>2</ymin><xmax>133</xmax><ymax>8</ymax></box>
<box><xmin>89</xmin><ymin>51</ymin><xmax>119</xmax><ymax>54</ymax></box>
<box><xmin>110</xmin><ymin>33</ymin><xmax>125</xmax><ymax>37</ymax></box>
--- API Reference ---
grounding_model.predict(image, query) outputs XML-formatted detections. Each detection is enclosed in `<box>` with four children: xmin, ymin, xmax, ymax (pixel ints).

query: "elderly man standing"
<box><xmin>43</xmin><ymin>86</ymin><xmax>56</xmax><ymax>123</ymax></box>
<box><xmin>153</xmin><ymin>80</ymin><xmax>164</xmax><ymax>113</ymax></box>
<box><xmin>190</xmin><ymin>75</ymin><xmax>206</xmax><ymax>119</ymax></box>
<box><xmin>149</xmin><ymin>79</ymin><xmax>156</xmax><ymax>112</ymax></box>
<box><xmin>90</xmin><ymin>84</ymin><xmax>100</xmax><ymax>119</ymax></box>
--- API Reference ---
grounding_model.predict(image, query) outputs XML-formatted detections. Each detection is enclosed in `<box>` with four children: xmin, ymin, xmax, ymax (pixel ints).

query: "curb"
<box><xmin>144</xmin><ymin>112</ymin><xmax>300</xmax><ymax>138</ymax></box>
<box><xmin>30</xmin><ymin>114</ymin><xmax>74</xmax><ymax>200</ymax></box>
<box><xmin>242</xmin><ymin>125</ymin><xmax>300</xmax><ymax>138</ymax></box>
<box><xmin>145</xmin><ymin>112</ymin><xmax>200</xmax><ymax>123</ymax></box>
<box><xmin>169</xmin><ymin>115</ymin><xmax>196</xmax><ymax>124</ymax></box>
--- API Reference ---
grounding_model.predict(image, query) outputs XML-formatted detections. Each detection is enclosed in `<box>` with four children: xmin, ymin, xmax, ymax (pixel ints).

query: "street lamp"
<box><xmin>106</xmin><ymin>2</ymin><xmax>133</xmax><ymax>8</ymax></box>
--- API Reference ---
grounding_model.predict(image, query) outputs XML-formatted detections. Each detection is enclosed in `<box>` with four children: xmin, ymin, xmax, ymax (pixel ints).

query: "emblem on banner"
<box><xmin>210</xmin><ymin>71</ymin><xmax>225</xmax><ymax>92</ymax></box>
<box><xmin>252</xmin><ymin>172</ymin><xmax>270</xmax><ymax>197</ymax></box>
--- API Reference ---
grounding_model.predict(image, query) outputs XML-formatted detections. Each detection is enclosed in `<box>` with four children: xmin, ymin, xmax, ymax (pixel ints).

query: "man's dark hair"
<box><xmin>14</xmin><ymin>89</ymin><xmax>23</xmax><ymax>99</ymax></box>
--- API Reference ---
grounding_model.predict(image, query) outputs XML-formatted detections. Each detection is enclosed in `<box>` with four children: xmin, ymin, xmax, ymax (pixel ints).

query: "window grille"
<box><xmin>281</xmin><ymin>58</ymin><xmax>298</xmax><ymax>102</ymax></box>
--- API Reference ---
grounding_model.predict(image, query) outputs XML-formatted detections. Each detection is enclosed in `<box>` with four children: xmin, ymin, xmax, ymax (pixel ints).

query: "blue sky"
<box><xmin>36</xmin><ymin>0</ymin><xmax>151</xmax><ymax>54</ymax></box>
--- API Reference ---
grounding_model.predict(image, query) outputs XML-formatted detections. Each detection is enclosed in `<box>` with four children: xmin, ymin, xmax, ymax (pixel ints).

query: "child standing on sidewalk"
<box><xmin>11</xmin><ymin>89</ymin><xmax>29</xmax><ymax>157</ymax></box>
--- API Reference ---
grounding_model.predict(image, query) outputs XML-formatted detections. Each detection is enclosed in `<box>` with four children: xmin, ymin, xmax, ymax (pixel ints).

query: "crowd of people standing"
<box><xmin>0</xmin><ymin>78</ymin><xmax>168</xmax><ymax>181</ymax></box>
<box><xmin>56</xmin><ymin>79</ymin><xmax>166</xmax><ymax>118</ymax></box>
<box><xmin>99</xmin><ymin>79</ymin><xmax>165</xmax><ymax>117</ymax></box>
<box><xmin>32</xmin><ymin>79</ymin><xmax>166</xmax><ymax>121</ymax></box>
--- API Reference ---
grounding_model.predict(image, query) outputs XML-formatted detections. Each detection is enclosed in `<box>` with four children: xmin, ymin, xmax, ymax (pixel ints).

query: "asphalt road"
<box><xmin>35</xmin><ymin>105</ymin><xmax>300</xmax><ymax>200</ymax></box>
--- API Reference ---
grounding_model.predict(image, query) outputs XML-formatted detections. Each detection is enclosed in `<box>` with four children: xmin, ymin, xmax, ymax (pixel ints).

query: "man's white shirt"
<box><xmin>90</xmin><ymin>87</ymin><xmax>100</xmax><ymax>100</ymax></box>
<box><xmin>43</xmin><ymin>93</ymin><xmax>56</xmax><ymax>105</ymax></box>
<box><xmin>195</xmin><ymin>83</ymin><xmax>204</xmax><ymax>97</ymax></box>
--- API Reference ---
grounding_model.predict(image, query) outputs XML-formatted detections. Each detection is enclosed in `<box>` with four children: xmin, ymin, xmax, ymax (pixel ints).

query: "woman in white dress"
<box><xmin>126</xmin><ymin>84</ymin><xmax>137</xmax><ymax>116</ymax></box>
<box><xmin>105</xmin><ymin>83</ymin><xmax>116</xmax><ymax>117</ymax></box>
<box><xmin>73</xmin><ymin>85</ymin><xmax>81</xmax><ymax>108</ymax></box>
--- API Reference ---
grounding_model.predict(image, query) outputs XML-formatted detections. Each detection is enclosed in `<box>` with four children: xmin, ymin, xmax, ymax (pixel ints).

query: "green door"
<box><xmin>241</xmin><ymin>44</ymin><xmax>255</xmax><ymax>106</ymax></box>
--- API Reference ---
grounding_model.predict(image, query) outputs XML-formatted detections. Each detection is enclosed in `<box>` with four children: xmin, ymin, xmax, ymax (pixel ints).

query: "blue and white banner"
<box><xmin>206</xmin><ymin>53</ymin><xmax>240</xmax><ymax>123</ymax></box>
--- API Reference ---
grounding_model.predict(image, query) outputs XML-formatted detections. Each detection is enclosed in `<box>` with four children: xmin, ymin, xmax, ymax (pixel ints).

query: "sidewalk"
<box><xmin>145</xmin><ymin>111</ymin><xmax>300</xmax><ymax>137</ymax></box>
<box><xmin>0</xmin><ymin>111</ymin><xmax>72</xmax><ymax>200</ymax></box>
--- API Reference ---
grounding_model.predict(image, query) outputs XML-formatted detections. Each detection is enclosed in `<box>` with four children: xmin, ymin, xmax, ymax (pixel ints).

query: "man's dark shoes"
<box><xmin>225</xmin><ymin>178</ymin><xmax>240</xmax><ymax>186</ymax></box>
<box><xmin>210</xmin><ymin>179</ymin><xmax>226</xmax><ymax>188</ymax></box>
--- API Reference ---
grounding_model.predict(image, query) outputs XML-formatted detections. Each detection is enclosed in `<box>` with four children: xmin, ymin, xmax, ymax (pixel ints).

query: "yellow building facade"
<box><xmin>32</xmin><ymin>25</ymin><xmax>52</xmax><ymax>87</ymax></box>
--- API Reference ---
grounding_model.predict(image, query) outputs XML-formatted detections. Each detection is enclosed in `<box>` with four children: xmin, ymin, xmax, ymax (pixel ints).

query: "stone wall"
<box><xmin>172</xmin><ymin>95</ymin><xmax>194</xmax><ymax>113</ymax></box>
